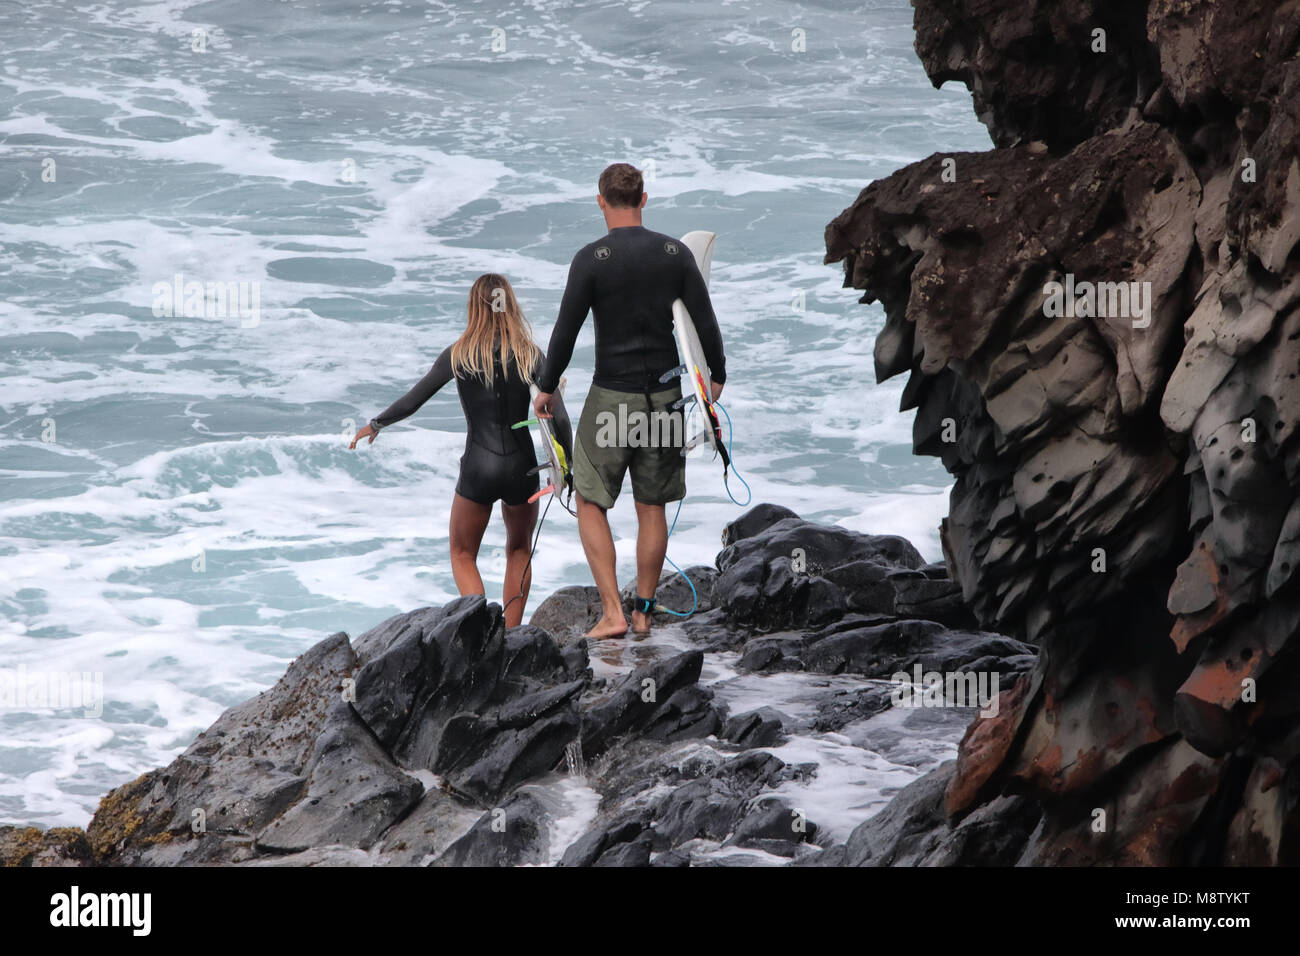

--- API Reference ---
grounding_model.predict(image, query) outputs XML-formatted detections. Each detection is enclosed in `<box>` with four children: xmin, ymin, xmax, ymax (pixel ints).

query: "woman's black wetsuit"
<box><xmin>368</xmin><ymin>348</ymin><xmax>573</xmax><ymax>507</ymax></box>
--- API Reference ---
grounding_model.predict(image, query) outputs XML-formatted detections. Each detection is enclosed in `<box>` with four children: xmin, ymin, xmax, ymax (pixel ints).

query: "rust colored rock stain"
<box><xmin>944</xmin><ymin>674</ymin><xmax>1033</xmax><ymax>817</ymax></box>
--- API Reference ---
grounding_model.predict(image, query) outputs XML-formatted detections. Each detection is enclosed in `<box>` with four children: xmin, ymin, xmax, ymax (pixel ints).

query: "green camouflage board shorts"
<box><xmin>572</xmin><ymin>383</ymin><xmax>686</xmax><ymax>509</ymax></box>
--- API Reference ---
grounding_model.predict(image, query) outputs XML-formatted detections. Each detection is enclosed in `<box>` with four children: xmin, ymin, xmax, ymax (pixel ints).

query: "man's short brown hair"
<box><xmin>598</xmin><ymin>163</ymin><xmax>644</xmax><ymax>209</ymax></box>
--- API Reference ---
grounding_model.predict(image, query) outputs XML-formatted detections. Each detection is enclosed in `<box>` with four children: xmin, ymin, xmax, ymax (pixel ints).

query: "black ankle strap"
<box><xmin>633</xmin><ymin>596</ymin><xmax>656</xmax><ymax>614</ymax></box>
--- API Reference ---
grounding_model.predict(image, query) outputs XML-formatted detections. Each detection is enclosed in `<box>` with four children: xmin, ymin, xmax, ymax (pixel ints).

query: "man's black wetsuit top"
<box><xmin>369</xmin><ymin>347</ymin><xmax>573</xmax><ymax>506</ymax></box>
<box><xmin>536</xmin><ymin>225</ymin><xmax>726</xmax><ymax>395</ymax></box>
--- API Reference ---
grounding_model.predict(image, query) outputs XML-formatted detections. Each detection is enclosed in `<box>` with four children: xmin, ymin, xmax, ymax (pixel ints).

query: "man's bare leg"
<box><xmin>631</xmin><ymin>500</ymin><xmax>668</xmax><ymax>634</ymax></box>
<box><xmin>577</xmin><ymin>492</ymin><xmax>628</xmax><ymax>638</ymax></box>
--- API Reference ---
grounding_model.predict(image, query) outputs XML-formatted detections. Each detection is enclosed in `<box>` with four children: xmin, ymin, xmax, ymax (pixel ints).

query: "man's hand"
<box><xmin>533</xmin><ymin>390</ymin><xmax>554</xmax><ymax>419</ymax></box>
<box><xmin>349</xmin><ymin>424</ymin><xmax>377</xmax><ymax>449</ymax></box>
<box><xmin>710</xmin><ymin>380</ymin><xmax>724</xmax><ymax>402</ymax></box>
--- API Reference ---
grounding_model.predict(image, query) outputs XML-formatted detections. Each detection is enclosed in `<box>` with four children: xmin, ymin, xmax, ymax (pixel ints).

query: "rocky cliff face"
<box><xmin>826</xmin><ymin>0</ymin><xmax>1300</xmax><ymax>864</ymax></box>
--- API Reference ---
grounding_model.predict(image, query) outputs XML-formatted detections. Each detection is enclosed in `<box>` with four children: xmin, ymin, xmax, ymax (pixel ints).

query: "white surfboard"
<box><xmin>518</xmin><ymin>379</ymin><xmax>570</xmax><ymax>505</ymax></box>
<box><xmin>669</xmin><ymin>230</ymin><xmax>728</xmax><ymax>465</ymax></box>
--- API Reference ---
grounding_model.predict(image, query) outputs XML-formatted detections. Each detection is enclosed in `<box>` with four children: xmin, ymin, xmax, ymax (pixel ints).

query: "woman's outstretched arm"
<box><xmin>370</xmin><ymin>347</ymin><xmax>453</xmax><ymax>431</ymax></box>
<box><xmin>351</xmin><ymin>347</ymin><xmax>453</xmax><ymax>449</ymax></box>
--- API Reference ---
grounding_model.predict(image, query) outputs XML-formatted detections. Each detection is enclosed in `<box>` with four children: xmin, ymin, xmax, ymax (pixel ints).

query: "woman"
<box><xmin>350</xmin><ymin>274</ymin><xmax>573</xmax><ymax>628</ymax></box>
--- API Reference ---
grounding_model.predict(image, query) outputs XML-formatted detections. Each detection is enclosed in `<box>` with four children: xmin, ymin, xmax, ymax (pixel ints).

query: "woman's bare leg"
<box><xmin>449</xmin><ymin>493</ymin><xmax>492</xmax><ymax>597</ymax></box>
<box><xmin>500</xmin><ymin>498</ymin><xmax>539</xmax><ymax>628</ymax></box>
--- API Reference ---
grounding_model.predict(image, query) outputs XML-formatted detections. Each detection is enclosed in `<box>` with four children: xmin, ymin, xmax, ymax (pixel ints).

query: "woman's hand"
<box><xmin>350</xmin><ymin>424</ymin><xmax>377</xmax><ymax>449</ymax></box>
<box><xmin>710</xmin><ymin>380</ymin><xmax>724</xmax><ymax>402</ymax></box>
<box><xmin>533</xmin><ymin>390</ymin><xmax>554</xmax><ymax>419</ymax></box>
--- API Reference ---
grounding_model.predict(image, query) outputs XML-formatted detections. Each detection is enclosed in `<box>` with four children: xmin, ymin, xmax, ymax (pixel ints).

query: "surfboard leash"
<box><xmin>502</xmin><ymin>491</ymin><xmax>556</xmax><ymax>619</ymax></box>
<box><xmin>714</xmin><ymin>399</ymin><xmax>752</xmax><ymax>507</ymax></box>
<box><xmin>655</xmin><ymin>496</ymin><xmax>699</xmax><ymax>618</ymax></box>
<box><xmin>656</xmin><ymin>399</ymin><xmax>749</xmax><ymax>618</ymax></box>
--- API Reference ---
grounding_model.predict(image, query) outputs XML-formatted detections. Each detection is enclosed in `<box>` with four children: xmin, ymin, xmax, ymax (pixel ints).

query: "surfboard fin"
<box><xmin>659</xmin><ymin>364</ymin><xmax>687</xmax><ymax>383</ymax></box>
<box><xmin>671</xmin><ymin>393</ymin><xmax>696</xmax><ymax>412</ymax></box>
<box><xmin>681</xmin><ymin>431</ymin><xmax>710</xmax><ymax>455</ymax></box>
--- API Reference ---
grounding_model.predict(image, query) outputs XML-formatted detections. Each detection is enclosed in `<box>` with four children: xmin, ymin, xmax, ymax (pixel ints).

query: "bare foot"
<box><xmin>585</xmin><ymin>614</ymin><xmax>628</xmax><ymax>639</ymax></box>
<box><xmin>630</xmin><ymin>610</ymin><xmax>652</xmax><ymax>635</ymax></box>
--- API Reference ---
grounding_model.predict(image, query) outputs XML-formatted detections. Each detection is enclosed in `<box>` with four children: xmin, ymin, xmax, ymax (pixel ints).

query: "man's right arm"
<box><xmin>537</xmin><ymin>251</ymin><xmax>595</xmax><ymax>394</ymax></box>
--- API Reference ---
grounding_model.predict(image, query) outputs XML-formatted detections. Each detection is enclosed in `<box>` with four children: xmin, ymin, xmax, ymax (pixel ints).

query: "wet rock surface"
<box><xmin>18</xmin><ymin>504</ymin><xmax>1031</xmax><ymax>867</ymax></box>
<box><xmin>825</xmin><ymin>0</ymin><xmax>1300</xmax><ymax>864</ymax></box>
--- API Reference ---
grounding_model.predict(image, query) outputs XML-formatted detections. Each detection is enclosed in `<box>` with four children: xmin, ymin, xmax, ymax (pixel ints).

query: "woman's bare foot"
<box><xmin>585</xmin><ymin>614</ymin><xmax>628</xmax><ymax>639</ymax></box>
<box><xmin>630</xmin><ymin>610</ymin><xmax>652</xmax><ymax>636</ymax></box>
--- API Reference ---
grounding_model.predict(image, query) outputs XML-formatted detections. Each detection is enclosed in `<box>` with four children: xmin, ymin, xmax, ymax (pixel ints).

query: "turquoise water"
<box><xmin>0</xmin><ymin>0</ymin><xmax>988</xmax><ymax>827</ymax></box>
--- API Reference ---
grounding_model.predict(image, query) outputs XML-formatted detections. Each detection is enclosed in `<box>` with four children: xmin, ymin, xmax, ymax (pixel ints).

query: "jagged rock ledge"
<box><xmin>1</xmin><ymin>504</ymin><xmax>1034</xmax><ymax>867</ymax></box>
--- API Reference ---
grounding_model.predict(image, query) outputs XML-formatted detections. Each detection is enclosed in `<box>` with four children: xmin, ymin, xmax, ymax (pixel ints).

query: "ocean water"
<box><xmin>0</xmin><ymin>0</ymin><xmax>989</xmax><ymax>834</ymax></box>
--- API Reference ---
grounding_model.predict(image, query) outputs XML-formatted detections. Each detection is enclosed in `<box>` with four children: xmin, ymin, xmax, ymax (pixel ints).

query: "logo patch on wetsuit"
<box><xmin>595</xmin><ymin>246</ymin><xmax>611</xmax><ymax>260</ymax></box>
<box><xmin>664</xmin><ymin>241</ymin><xmax>679</xmax><ymax>255</ymax></box>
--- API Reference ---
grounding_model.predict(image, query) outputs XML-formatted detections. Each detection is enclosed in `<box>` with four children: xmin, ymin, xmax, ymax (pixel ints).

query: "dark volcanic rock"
<box><xmin>723</xmin><ymin>797</ymin><xmax>820</xmax><ymax>858</ymax></box>
<box><xmin>435</xmin><ymin>689</ymin><xmax>583</xmax><ymax>804</ymax></box>
<box><xmin>579</xmin><ymin>650</ymin><xmax>715</xmax><ymax>759</ymax></box>
<box><xmin>557</xmin><ymin>744</ymin><xmax>823</xmax><ymax>865</ymax></box>
<box><xmin>810</xmin><ymin>686</ymin><xmax>894</xmax><ymax>734</ymax></box>
<box><xmin>800</xmin><ymin>618</ymin><xmax>1034</xmax><ymax>679</ymax></box>
<box><xmin>373</xmin><ymin>788</ymin><xmax>478</xmax><ymax>866</ymax></box>
<box><xmin>712</xmin><ymin>508</ymin><xmax>980</xmax><ymax>634</ymax></box>
<box><xmin>827</xmin><ymin>0</ymin><xmax>1300</xmax><ymax>864</ymax></box>
<box><xmin>639</xmin><ymin>685</ymin><xmax>723</xmax><ymax>743</ymax></box>
<box><xmin>56</xmin><ymin>508</ymin><xmax>1026</xmax><ymax>869</ymax></box>
<box><xmin>559</xmin><ymin>812</ymin><xmax>653</xmax><ymax>868</ymax></box>
<box><xmin>912</xmin><ymin>0</ymin><xmax>1158</xmax><ymax>152</ymax></box>
<box><xmin>351</xmin><ymin>599</ymin><xmax>588</xmax><ymax>806</ymax></box>
<box><xmin>650</xmin><ymin>849</ymin><xmax>692</xmax><ymax>867</ymax></box>
<box><xmin>889</xmin><ymin>571</ymin><xmax>978</xmax><ymax>627</ymax></box>
<box><xmin>502</xmin><ymin>625</ymin><xmax>582</xmax><ymax>683</ymax></box>
<box><xmin>383</xmin><ymin>597</ymin><xmax>510</xmax><ymax>771</ymax></box>
<box><xmin>593</xmin><ymin>832</ymin><xmax>654</xmax><ymax>867</ymax></box>
<box><xmin>736</xmin><ymin>613</ymin><xmax>1033</xmax><ymax>680</ymax></box>
<box><xmin>257</xmin><ymin>700</ymin><xmax>423</xmax><ymax>852</ymax></box>
<box><xmin>86</xmin><ymin>631</ymin><xmax>357</xmax><ymax>865</ymax></box>
<box><xmin>826</xmin><ymin>762</ymin><xmax>1040</xmax><ymax>867</ymax></box>
<box><xmin>650</xmin><ymin>751</ymin><xmax>791</xmax><ymax>848</ymax></box>
<box><xmin>83</xmin><ymin>597</ymin><xmax>600</xmax><ymax>866</ymax></box>
<box><xmin>678</xmin><ymin>606</ymin><xmax>750</xmax><ymax>651</ymax></box>
<box><xmin>527</xmin><ymin>585</ymin><xmax>603</xmax><ymax>644</ymax></box>
<box><xmin>722</xmin><ymin>707</ymin><xmax>789</xmax><ymax>748</ymax></box>
<box><xmin>721</xmin><ymin>502</ymin><xmax>799</xmax><ymax>545</ymax></box>
<box><xmin>432</xmin><ymin>791</ymin><xmax>551</xmax><ymax>867</ymax></box>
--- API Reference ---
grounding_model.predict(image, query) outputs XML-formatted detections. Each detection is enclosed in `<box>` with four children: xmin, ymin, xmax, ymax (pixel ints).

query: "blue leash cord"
<box><xmin>657</xmin><ymin>398</ymin><xmax>749</xmax><ymax>619</ymax></box>
<box><xmin>657</xmin><ymin>497</ymin><xmax>698</xmax><ymax>618</ymax></box>
<box><xmin>715</xmin><ymin>399</ymin><xmax>752</xmax><ymax>507</ymax></box>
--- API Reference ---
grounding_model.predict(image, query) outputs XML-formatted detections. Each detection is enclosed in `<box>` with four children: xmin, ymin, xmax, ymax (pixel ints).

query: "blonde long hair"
<box><xmin>450</xmin><ymin>274</ymin><xmax>542</xmax><ymax>384</ymax></box>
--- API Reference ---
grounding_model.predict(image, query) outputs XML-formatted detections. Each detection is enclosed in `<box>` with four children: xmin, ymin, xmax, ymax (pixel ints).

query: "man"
<box><xmin>533</xmin><ymin>163</ymin><xmax>726</xmax><ymax>639</ymax></box>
